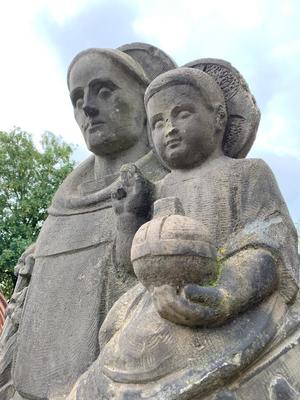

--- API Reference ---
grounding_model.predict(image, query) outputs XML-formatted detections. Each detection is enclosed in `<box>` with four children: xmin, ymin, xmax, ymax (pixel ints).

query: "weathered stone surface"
<box><xmin>183</xmin><ymin>58</ymin><xmax>260</xmax><ymax>159</ymax></box>
<box><xmin>1</xmin><ymin>46</ymin><xmax>299</xmax><ymax>400</ymax></box>
<box><xmin>0</xmin><ymin>244</ymin><xmax>35</xmax><ymax>400</ymax></box>
<box><xmin>0</xmin><ymin>294</ymin><xmax>7</xmax><ymax>335</ymax></box>
<box><xmin>132</xmin><ymin>197</ymin><xmax>218</xmax><ymax>290</ymax></box>
<box><xmin>118</xmin><ymin>42</ymin><xmax>177</xmax><ymax>82</ymax></box>
<box><xmin>0</xmin><ymin>44</ymin><xmax>175</xmax><ymax>399</ymax></box>
<box><xmin>67</xmin><ymin>65</ymin><xmax>300</xmax><ymax>400</ymax></box>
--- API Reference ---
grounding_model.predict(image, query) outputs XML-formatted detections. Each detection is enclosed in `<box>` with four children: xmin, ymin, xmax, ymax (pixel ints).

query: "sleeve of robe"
<box><xmin>223</xmin><ymin>158</ymin><xmax>299</xmax><ymax>304</ymax></box>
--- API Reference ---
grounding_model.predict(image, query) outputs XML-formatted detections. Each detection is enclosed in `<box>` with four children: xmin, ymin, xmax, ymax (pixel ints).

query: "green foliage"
<box><xmin>0</xmin><ymin>129</ymin><xmax>75</xmax><ymax>299</ymax></box>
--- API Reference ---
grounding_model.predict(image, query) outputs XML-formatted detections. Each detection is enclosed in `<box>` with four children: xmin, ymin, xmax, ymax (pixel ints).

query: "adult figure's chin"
<box><xmin>85</xmin><ymin>131</ymin><xmax>139</xmax><ymax>157</ymax></box>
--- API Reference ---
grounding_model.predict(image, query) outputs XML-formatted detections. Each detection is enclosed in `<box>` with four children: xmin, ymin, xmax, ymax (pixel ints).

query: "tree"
<box><xmin>0</xmin><ymin>129</ymin><xmax>76</xmax><ymax>299</ymax></box>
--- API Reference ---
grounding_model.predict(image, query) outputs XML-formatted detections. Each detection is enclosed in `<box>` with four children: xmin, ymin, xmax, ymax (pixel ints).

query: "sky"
<box><xmin>0</xmin><ymin>0</ymin><xmax>299</xmax><ymax>222</ymax></box>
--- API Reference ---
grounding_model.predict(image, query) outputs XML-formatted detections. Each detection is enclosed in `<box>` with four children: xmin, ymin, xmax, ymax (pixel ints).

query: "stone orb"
<box><xmin>131</xmin><ymin>214</ymin><xmax>217</xmax><ymax>290</ymax></box>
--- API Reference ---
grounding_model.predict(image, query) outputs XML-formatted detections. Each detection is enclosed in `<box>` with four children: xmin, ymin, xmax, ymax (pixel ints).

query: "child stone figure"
<box><xmin>68</xmin><ymin>68</ymin><xmax>300</xmax><ymax>400</ymax></box>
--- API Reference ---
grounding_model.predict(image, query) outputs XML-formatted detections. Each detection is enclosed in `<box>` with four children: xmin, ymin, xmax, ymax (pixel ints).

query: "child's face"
<box><xmin>147</xmin><ymin>84</ymin><xmax>220</xmax><ymax>169</ymax></box>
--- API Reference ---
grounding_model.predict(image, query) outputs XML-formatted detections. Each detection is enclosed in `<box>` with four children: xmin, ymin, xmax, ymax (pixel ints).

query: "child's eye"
<box><xmin>178</xmin><ymin>110</ymin><xmax>192</xmax><ymax>119</ymax></box>
<box><xmin>153</xmin><ymin>120</ymin><xmax>164</xmax><ymax>130</ymax></box>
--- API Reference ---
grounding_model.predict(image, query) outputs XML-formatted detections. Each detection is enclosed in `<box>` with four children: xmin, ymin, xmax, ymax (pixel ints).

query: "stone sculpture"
<box><xmin>1</xmin><ymin>46</ymin><xmax>299</xmax><ymax>400</ymax></box>
<box><xmin>0</xmin><ymin>294</ymin><xmax>7</xmax><ymax>335</ymax></box>
<box><xmin>67</xmin><ymin>65</ymin><xmax>300</xmax><ymax>399</ymax></box>
<box><xmin>0</xmin><ymin>44</ymin><xmax>175</xmax><ymax>400</ymax></box>
<box><xmin>0</xmin><ymin>245</ymin><xmax>35</xmax><ymax>400</ymax></box>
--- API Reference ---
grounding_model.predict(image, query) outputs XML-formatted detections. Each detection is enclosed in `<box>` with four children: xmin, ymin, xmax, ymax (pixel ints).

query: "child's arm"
<box><xmin>153</xmin><ymin>247</ymin><xmax>278</xmax><ymax>327</ymax></box>
<box><xmin>111</xmin><ymin>163</ymin><xmax>153</xmax><ymax>275</ymax></box>
<box><xmin>152</xmin><ymin>159</ymin><xmax>299</xmax><ymax>328</ymax></box>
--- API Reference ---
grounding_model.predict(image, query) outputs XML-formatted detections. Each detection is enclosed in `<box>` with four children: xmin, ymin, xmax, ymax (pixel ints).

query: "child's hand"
<box><xmin>111</xmin><ymin>163</ymin><xmax>153</xmax><ymax>218</ymax></box>
<box><xmin>152</xmin><ymin>284</ymin><xmax>231</xmax><ymax>327</ymax></box>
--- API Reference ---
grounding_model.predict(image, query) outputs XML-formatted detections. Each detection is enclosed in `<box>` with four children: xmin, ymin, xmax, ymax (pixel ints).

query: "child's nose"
<box><xmin>165</xmin><ymin>120</ymin><xmax>178</xmax><ymax>136</ymax></box>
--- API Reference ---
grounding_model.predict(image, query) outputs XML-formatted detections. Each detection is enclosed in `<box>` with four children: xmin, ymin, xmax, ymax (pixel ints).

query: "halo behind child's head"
<box><xmin>146</xmin><ymin>61</ymin><xmax>260</xmax><ymax>160</ymax></box>
<box><xmin>184</xmin><ymin>59</ymin><xmax>260</xmax><ymax>159</ymax></box>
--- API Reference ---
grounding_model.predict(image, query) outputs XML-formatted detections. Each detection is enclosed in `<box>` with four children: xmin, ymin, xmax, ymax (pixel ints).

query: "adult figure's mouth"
<box><xmin>86</xmin><ymin>120</ymin><xmax>106</xmax><ymax>133</ymax></box>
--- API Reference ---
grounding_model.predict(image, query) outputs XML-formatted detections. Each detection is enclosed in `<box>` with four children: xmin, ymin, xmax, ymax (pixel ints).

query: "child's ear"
<box><xmin>215</xmin><ymin>104</ymin><xmax>227</xmax><ymax>134</ymax></box>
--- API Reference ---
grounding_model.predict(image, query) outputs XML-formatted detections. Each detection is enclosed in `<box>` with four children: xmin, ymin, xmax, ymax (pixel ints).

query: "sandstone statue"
<box><xmin>1</xmin><ymin>48</ymin><xmax>299</xmax><ymax>400</ymax></box>
<box><xmin>0</xmin><ymin>44</ymin><xmax>175</xmax><ymax>400</ymax></box>
<box><xmin>67</xmin><ymin>64</ymin><xmax>300</xmax><ymax>400</ymax></box>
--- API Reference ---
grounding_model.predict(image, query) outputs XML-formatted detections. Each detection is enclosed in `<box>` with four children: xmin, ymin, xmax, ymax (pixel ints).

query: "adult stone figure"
<box><xmin>67</xmin><ymin>64</ymin><xmax>300</xmax><ymax>400</ymax></box>
<box><xmin>0</xmin><ymin>45</ymin><xmax>175</xmax><ymax>400</ymax></box>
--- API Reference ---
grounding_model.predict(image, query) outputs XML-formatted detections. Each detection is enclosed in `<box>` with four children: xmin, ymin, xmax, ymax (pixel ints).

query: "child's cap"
<box><xmin>144</xmin><ymin>67</ymin><xmax>226</xmax><ymax>110</ymax></box>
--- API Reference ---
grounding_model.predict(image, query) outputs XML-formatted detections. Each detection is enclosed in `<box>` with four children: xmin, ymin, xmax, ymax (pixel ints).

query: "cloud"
<box><xmin>0</xmin><ymin>0</ymin><xmax>84</xmax><ymax>145</ymax></box>
<box><xmin>249</xmin><ymin>149</ymin><xmax>300</xmax><ymax>222</ymax></box>
<box><xmin>36</xmin><ymin>0</ymin><xmax>140</xmax><ymax>69</ymax></box>
<box><xmin>131</xmin><ymin>0</ymin><xmax>300</xmax><ymax>161</ymax></box>
<box><xmin>131</xmin><ymin>0</ymin><xmax>267</xmax><ymax>58</ymax></box>
<box><xmin>40</xmin><ymin>0</ymin><xmax>93</xmax><ymax>25</ymax></box>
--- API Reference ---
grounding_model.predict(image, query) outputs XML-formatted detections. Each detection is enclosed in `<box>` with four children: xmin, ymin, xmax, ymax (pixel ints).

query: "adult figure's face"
<box><xmin>147</xmin><ymin>85</ymin><xmax>222</xmax><ymax>169</ymax></box>
<box><xmin>69</xmin><ymin>52</ymin><xmax>146</xmax><ymax>156</ymax></box>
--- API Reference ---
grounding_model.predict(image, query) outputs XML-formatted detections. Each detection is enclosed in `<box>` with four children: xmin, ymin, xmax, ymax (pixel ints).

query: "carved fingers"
<box><xmin>184</xmin><ymin>285</ymin><xmax>224</xmax><ymax>306</ymax></box>
<box><xmin>14</xmin><ymin>243</ymin><xmax>36</xmax><ymax>277</ymax></box>
<box><xmin>6</xmin><ymin>287</ymin><xmax>28</xmax><ymax>326</ymax></box>
<box><xmin>152</xmin><ymin>284</ymin><xmax>229</xmax><ymax>327</ymax></box>
<box><xmin>111</xmin><ymin>163</ymin><xmax>153</xmax><ymax>217</ymax></box>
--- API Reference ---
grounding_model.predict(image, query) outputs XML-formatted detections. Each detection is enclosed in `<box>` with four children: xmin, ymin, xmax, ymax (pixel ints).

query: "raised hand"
<box><xmin>111</xmin><ymin>164</ymin><xmax>153</xmax><ymax>275</ymax></box>
<box><xmin>111</xmin><ymin>163</ymin><xmax>153</xmax><ymax>218</ymax></box>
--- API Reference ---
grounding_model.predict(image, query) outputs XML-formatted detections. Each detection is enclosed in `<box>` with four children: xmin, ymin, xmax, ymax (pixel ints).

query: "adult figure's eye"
<box><xmin>72</xmin><ymin>96</ymin><xmax>83</xmax><ymax>108</ymax></box>
<box><xmin>71</xmin><ymin>92</ymin><xmax>83</xmax><ymax>108</ymax></box>
<box><xmin>153</xmin><ymin>120</ymin><xmax>164</xmax><ymax>130</ymax></box>
<box><xmin>75</xmin><ymin>98</ymin><xmax>84</xmax><ymax>108</ymax></box>
<box><xmin>98</xmin><ymin>87</ymin><xmax>112</xmax><ymax>99</ymax></box>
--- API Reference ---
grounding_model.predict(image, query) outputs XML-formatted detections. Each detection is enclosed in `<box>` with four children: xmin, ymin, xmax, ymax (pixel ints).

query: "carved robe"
<box><xmin>69</xmin><ymin>157</ymin><xmax>300</xmax><ymax>400</ymax></box>
<box><xmin>12</xmin><ymin>151</ymin><xmax>166</xmax><ymax>400</ymax></box>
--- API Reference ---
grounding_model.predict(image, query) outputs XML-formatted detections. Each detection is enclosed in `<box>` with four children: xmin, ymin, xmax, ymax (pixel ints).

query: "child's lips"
<box><xmin>165</xmin><ymin>138</ymin><xmax>181</xmax><ymax>148</ymax></box>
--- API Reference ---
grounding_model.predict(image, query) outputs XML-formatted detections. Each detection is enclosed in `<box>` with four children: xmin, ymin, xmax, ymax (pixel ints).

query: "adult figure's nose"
<box><xmin>83</xmin><ymin>105</ymin><xmax>99</xmax><ymax>118</ymax></box>
<box><xmin>82</xmin><ymin>93</ymin><xmax>99</xmax><ymax>118</ymax></box>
